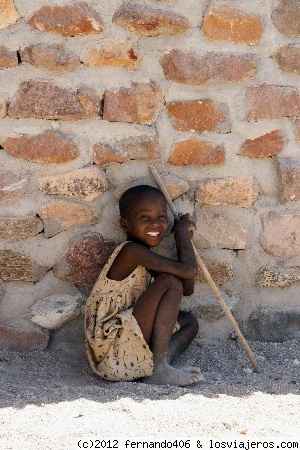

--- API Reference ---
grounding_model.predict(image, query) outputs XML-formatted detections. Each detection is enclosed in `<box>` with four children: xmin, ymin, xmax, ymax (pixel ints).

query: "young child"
<box><xmin>85</xmin><ymin>185</ymin><xmax>203</xmax><ymax>386</ymax></box>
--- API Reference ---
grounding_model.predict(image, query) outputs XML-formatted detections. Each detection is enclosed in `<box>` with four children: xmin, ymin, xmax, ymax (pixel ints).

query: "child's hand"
<box><xmin>172</xmin><ymin>213</ymin><xmax>196</xmax><ymax>238</ymax></box>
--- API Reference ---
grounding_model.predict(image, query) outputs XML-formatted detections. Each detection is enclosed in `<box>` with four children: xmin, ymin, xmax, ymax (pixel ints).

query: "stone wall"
<box><xmin>1</xmin><ymin>0</ymin><xmax>300</xmax><ymax>351</ymax></box>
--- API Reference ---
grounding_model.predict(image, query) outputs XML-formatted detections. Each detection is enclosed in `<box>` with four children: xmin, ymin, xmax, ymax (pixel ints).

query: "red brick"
<box><xmin>112</xmin><ymin>4</ymin><xmax>190</xmax><ymax>36</ymax></box>
<box><xmin>20</xmin><ymin>43</ymin><xmax>80</xmax><ymax>74</ymax></box>
<box><xmin>260</xmin><ymin>210</ymin><xmax>300</xmax><ymax>258</ymax></box>
<box><xmin>0</xmin><ymin>325</ymin><xmax>49</xmax><ymax>352</ymax></box>
<box><xmin>82</xmin><ymin>43</ymin><xmax>140</xmax><ymax>70</ymax></box>
<box><xmin>276</xmin><ymin>157</ymin><xmax>300</xmax><ymax>202</ymax></box>
<box><xmin>0</xmin><ymin>170</ymin><xmax>28</xmax><ymax>202</ymax></box>
<box><xmin>0</xmin><ymin>0</ymin><xmax>19</xmax><ymax>29</ymax></box>
<box><xmin>0</xmin><ymin>45</ymin><xmax>18</xmax><ymax>69</ymax></box>
<box><xmin>169</xmin><ymin>140</ymin><xmax>225</xmax><ymax>166</ymax></box>
<box><xmin>272</xmin><ymin>0</ymin><xmax>300</xmax><ymax>38</ymax></box>
<box><xmin>53</xmin><ymin>234</ymin><xmax>118</xmax><ymax>285</ymax></box>
<box><xmin>103</xmin><ymin>81</ymin><xmax>164</xmax><ymax>125</ymax></box>
<box><xmin>93</xmin><ymin>135</ymin><xmax>159</xmax><ymax>164</ymax></box>
<box><xmin>246</xmin><ymin>85</ymin><xmax>300</xmax><ymax>121</ymax></box>
<box><xmin>2</xmin><ymin>131</ymin><xmax>80</xmax><ymax>164</ymax></box>
<box><xmin>202</xmin><ymin>7</ymin><xmax>264</xmax><ymax>45</ymax></box>
<box><xmin>240</xmin><ymin>130</ymin><xmax>284</xmax><ymax>158</ymax></box>
<box><xmin>195</xmin><ymin>176</ymin><xmax>260</xmax><ymax>208</ymax></box>
<box><xmin>39</xmin><ymin>167</ymin><xmax>108</xmax><ymax>202</ymax></box>
<box><xmin>28</xmin><ymin>2</ymin><xmax>104</xmax><ymax>36</ymax></box>
<box><xmin>161</xmin><ymin>49</ymin><xmax>257</xmax><ymax>85</ymax></box>
<box><xmin>167</xmin><ymin>100</ymin><xmax>231</xmax><ymax>133</ymax></box>
<box><xmin>8</xmin><ymin>81</ymin><xmax>100</xmax><ymax>120</ymax></box>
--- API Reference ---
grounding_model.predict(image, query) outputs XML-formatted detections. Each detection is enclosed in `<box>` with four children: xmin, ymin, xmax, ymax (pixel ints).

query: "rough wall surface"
<box><xmin>1</xmin><ymin>0</ymin><xmax>300</xmax><ymax>350</ymax></box>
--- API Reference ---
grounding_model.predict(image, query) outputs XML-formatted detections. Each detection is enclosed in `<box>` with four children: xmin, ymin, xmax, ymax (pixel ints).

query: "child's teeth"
<box><xmin>147</xmin><ymin>232</ymin><xmax>159</xmax><ymax>236</ymax></box>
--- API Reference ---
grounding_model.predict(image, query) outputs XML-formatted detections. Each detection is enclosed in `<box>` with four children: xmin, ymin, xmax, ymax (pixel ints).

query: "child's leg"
<box><xmin>132</xmin><ymin>273</ymin><xmax>202</xmax><ymax>386</ymax></box>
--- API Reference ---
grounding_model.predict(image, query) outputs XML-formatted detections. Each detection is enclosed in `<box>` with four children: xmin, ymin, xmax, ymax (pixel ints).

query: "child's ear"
<box><xmin>120</xmin><ymin>217</ymin><xmax>129</xmax><ymax>232</ymax></box>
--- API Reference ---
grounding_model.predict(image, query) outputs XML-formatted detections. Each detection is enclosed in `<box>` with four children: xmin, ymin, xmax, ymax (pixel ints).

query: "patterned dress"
<box><xmin>85</xmin><ymin>242</ymin><xmax>154</xmax><ymax>381</ymax></box>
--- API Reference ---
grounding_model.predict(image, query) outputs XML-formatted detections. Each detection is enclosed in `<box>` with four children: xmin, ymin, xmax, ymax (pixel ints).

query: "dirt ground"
<box><xmin>0</xmin><ymin>332</ymin><xmax>299</xmax><ymax>450</ymax></box>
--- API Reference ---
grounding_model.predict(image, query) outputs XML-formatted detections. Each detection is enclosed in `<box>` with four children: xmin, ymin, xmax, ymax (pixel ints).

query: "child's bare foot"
<box><xmin>181</xmin><ymin>366</ymin><xmax>203</xmax><ymax>375</ymax></box>
<box><xmin>142</xmin><ymin>363</ymin><xmax>204</xmax><ymax>386</ymax></box>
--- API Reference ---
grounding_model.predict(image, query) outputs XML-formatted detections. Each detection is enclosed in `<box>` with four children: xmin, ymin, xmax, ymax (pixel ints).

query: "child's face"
<box><xmin>120</xmin><ymin>194</ymin><xmax>168</xmax><ymax>247</ymax></box>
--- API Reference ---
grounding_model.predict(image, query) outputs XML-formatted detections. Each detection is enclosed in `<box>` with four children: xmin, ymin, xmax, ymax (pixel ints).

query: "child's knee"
<box><xmin>156</xmin><ymin>273</ymin><xmax>183</xmax><ymax>294</ymax></box>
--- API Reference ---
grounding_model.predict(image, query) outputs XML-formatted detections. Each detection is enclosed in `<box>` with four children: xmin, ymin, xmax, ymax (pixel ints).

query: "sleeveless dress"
<box><xmin>85</xmin><ymin>242</ymin><xmax>154</xmax><ymax>381</ymax></box>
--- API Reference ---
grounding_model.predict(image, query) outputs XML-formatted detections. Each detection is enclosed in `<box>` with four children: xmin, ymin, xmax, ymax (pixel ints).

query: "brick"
<box><xmin>0</xmin><ymin>171</ymin><xmax>28</xmax><ymax>203</ymax></box>
<box><xmin>28</xmin><ymin>2</ymin><xmax>104</xmax><ymax>36</ymax></box>
<box><xmin>195</xmin><ymin>261</ymin><xmax>233</xmax><ymax>285</ymax></box>
<box><xmin>194</xmin><ymin>210</ymin><xmax>247</xmax><ymax>250</ymax></box>
<box><xmin>8</xmin><ymin>81</ymin><xmax>100</xmax><ymax>120</ymax></box>
<box><xmin>161</xmin><ymin>49</ymin><xmax>257</xmax><ymax>85</ymax></box>
<box><xmin>273</xmin><ymin>45</ymin><xmax>300</xmax><ymax>76</ymax></box>
<box><xmin>39</xmin><ymin>167</ymin><xmax>108</xmax><ymax>202</ymax></box>
<box><xmin>169</xmin><ymin>140</ymin><xmax>225</xmax><ymax>166</ymax></box>
<box><xmin>2</xmin><ymin>131</ymin><xmax>80</xmax><ymax>164</ymax></box>
<box><xmin>240</xmin><ymin>130</ymin><xmax>284</xmax><ymax>158</ymax></box>
<box><xmin>246</xmin><ymin>85</ymin><xmax>300</xmax><ymax>121</ymax></box>
<box><xmin>260</xmin><ymin>210</ymin><xmax>300</xmax><ymax>258</ymax></box>
<box><xmin>256</xmin><ymin>267</ymin><xmax>300</xmax><ymax>288</ymax></box>
<box><xmin>0</xmin><ymin>250</ymin><xmax>47</xmax><ymax>282</ymax></box>
<box><xmin>0</xmin><ymin>325</ymin><xmax>49</xmax><ymax>352</ymax></box>
<box><xmin>0</xmin><ymin>45</ymin><xmax>18</xmax><ymax>69</ymax></box>
<box><xmin>0</xmin><ymin>95</ymin><xmax>7</xmax><ymax>118</ymax></box>
<box><xmin>38</xmin><ymin>201</ymin><xmax>99</xmax><ymax>238</ymax></box>
<box><xmin>272</xmin><ymin>0</ymin><xmax>300</xmax><ymax>38</ymax></box>
<box><xmin>276</xmin><ymin>157</ymin><xmax>300</xmax><ymax>202</ymax></box>
<box><xmin>94</xmin><ymin>135</ymin><xmax>159</xmax><ymax>165</ymax></box>
<box><xmin>53</xmin><ymin>233</ymin><xmax>118</xmax><ymax>285</ymax></box>
<box><xmin>20</xmin><ymin>43</ymin><xmax>80</xmax><ymax>74</ymax></box>
<box><xmin>195</xmin><ymin>176</ymin><xmax>259</xmax><ymax>208</ymax></box>
<box><xmin>0</xmin><ymin>0</ymin><xmax>19</xmax><ymax>30</ymax></box>
<box><xmin>112</xmin><ymin>4</ymin><xmax>190</xmax><ymax>37</ymax></box>
<box><xmin>245</xmin><ymin>308</ymin><xmax>300</xmax><ymax>342</ymax></box>
<box><xmin>103</xmin><ymin>81</ymin><xmax>163</xmax><ymax>125</ymax></box>
<box><xmin>167</xmin><ymin>100</ymin><xmax>231</xmax><ymax>133</ymax></box>
<box><xmin>0</xmin><ymin>217</ymin><xmax>43</xmax><ymax>240</ymax></box>
<box><xmin>82</xmin><ymin>43</ymin><xmax>140</xmax><ymax>70</ymax></box>
<box><xmin>202</xmin><ymin>7</ymin><xmax>264</xmax><ymax>45</ymax></box>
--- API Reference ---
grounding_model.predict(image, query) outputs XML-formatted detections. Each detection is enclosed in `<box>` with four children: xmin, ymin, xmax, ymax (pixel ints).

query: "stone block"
<box><xmin>245</xmin><ymin>308</ymin><xmax>300</xmax><ymax>342</ymax></box>
<box><xmin>293</xmin><ymin>118</ymin><xmax>300</xmax><ymax>141</ymax></box>
<box><xmin>2</xmin><ymin>131</ymin><xmax>80</xmax><ymax>164</ymax></box>
<box><xmin>202</xmin><ymin>7</ymin><xmax>264</xmax><ymax>45</ymax></box>
<box><xmin>93</xmin><ymin>135</ymin><xmax>159</xmax><ymax>164</ymax></box>
<box><xmin>240</xmin><ymin>130</ymin><xmax>284</xmax><ymax>158</ymax></box>
<box><xmin>8</xmin><ymin>81</ymin><xmax>100</xmax><ymax>120</ymax></box>
<box><xmin>169</xmin><ymin>140</ymin><xmax>225</xmax><ymax>166</ymax></box>
<box><xmin>38</xmin><ymin>201</ymin><xmax>99</xmax><ymax>238</ymax></box>
<box><xmin>0</xmin><ymin>45</ymin><xmax>18</xmax><ymax>69</ymax></box>
<box><xmin>103</xmin><ymin>81</ymin><xmax>164</xmax><ymax>125</ymax></box>
<box><xmin>161</xmin><ymin>49</ymin><xmax>257</xmax><ymax>85</ymax></box>
<box><xmin>82</xmin><ymin>43</ymin><xmax>140</xmax><ymax>70</ymax></box>
<box><xmin>20</xmin><ymin>43</ymin><xmax>80</xmax><ymax>74</ymax></box>
<box><xmin>0</xmin><ymin>324</ymin><xmax>49</xmax><ymax>352</ymax></box>
<box><xmin>195</xmin><ymin>261</ymin><xmax>233</xmax><ymax>285</ymax></box>
<box><xmin>0</xmin><ymin>217</ymin><xmax>43</xmax><ymax>240</ymax></box>
<box><xmin>28</xmin><ymin>2</ymin><xmax>104</xmax><ymax>36</ymax></box>
<box><xmin>256</xmin><ymin>267</ymin><xmax>300</xmax><ymax>288</ymax></box>
<box><xmin>0</xmin><ymin>95</ymin><xmax>7</xmax><ymax>118</ymax></box>
<box><xmin>273</xmin><ymin>45</ymin><xmax>300</xmax><ymax>76</ymax></box>
<box><xmin>53</xmin><ymin>233</ymin><xmax>118</xmax><ymax>285</ymax></box>
<box><xmin>276</xmin><ymin>157</ymin><xmax>300</xmax><ymax>201</ymax></box>
<box><xmin>0</xmin><ymin>0</ymin><xmax>19</xmax><ymax>30</ymax></box>
<box><xmin>0</xmin><ymin>250</ymin><xmax>47</xmax><ymax>282</ymax></box>
<box><xmin>112</xmin><ymin>4</ymin><xmax>190</xmax><ymax>36</ymax></box>
<box><xmin>194</xmin><ymin>209</ymin><xmax>247</xmax><ymax>250</ymax></box>
<box><xmin>167</xmin><ymin>100</ymin><xmax>231</xmax><ymax>134</ymax></box>
<box><xmin>272</xmin><ymin>0</ymin><xmax>300</xmax><ymax>38</ymax></box>
<box><xmin>195</xmin><ymin>176</ymin><xmax>259</xmax><ymax>208</ymax></box>
<box><xmin>246</xmin><ymin>85</ymin><xmax>300</xmax><ymax>121</ymax></box>
<box><xmin>39</xmin><ymin>166</ymin><xmax>108</xmax><ymax>202</ymax></box>
<box><xmin>260</xmin><ymin>210</ymin><xmax>300</xmax><ymax>259</ymax></box>
<box><xmin>0</xmin><ymin>171</ymin><xmax>28</xmax><ymax>203</ymax></box>
<box><xmin>30</xmin><ymin>293</ymin><xmax>84</xmax><ymax>330</ymax></box>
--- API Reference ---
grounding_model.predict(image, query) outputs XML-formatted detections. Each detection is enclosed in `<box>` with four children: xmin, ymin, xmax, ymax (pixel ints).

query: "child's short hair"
<box><xmin>119</xmin><ymin>185</ymin><xmax>165</xmax><ymax>218</ymax></box>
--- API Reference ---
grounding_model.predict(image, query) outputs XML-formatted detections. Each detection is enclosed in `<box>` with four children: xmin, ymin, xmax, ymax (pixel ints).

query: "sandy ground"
<box><xmin>0</xmin><ymin>336</ymin><xmax>299</xmax><ymax>450</ymax></box>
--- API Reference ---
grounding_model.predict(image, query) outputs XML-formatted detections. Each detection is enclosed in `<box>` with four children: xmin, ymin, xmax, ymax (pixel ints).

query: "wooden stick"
<box><xmin>149</xmin><ymin>164</ymin><xmax>261</xmax><ymax>373</ymax></box>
